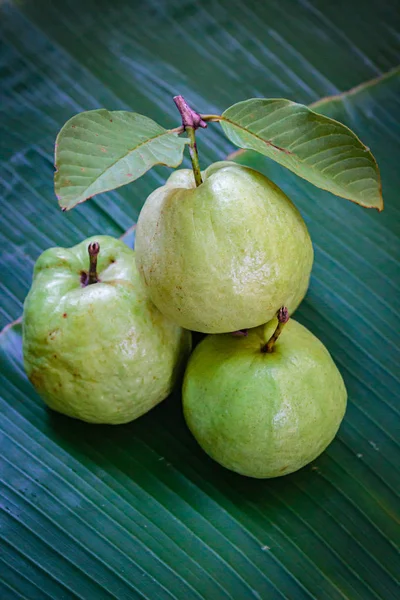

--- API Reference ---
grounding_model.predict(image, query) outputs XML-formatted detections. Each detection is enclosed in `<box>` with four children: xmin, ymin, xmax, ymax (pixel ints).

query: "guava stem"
<box><xmin>88</xmin><ymin>242</ymin><xmax>100</xmax><ymax>285</ymax></box>
<box><xmin>186</xmin><ymin>126</ymin><xmax>203</xmax><ymax>187</ymax></box>
<box><xmin>262</xmin><ymin>307</ymin><xmax>289</xmax><ymax>353</ymax></box>
<box><xmin>173</xmin><ymin>95</ymin><xmax>206</xmax><ymax>187</ymax></box>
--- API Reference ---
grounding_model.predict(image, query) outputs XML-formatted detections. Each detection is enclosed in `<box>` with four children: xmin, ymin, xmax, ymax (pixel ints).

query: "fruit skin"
<box><xmin>183</xmin><ymin>319</ymin><xmax>347</xmax><ymax>478</ymax></box>
<box><xmin>23</xmin><ymin>235</ymin><xmax>191</xmax><ymax>424</ymax></box>
<box><xmin>135</xmin><ymin>161</ymin><xmax>313</xmax><ymax>333</ymax></box>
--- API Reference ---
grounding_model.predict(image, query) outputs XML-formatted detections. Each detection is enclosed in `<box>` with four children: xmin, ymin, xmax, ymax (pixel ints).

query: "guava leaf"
<box><xmin>54</xmin><ymin>110</ymin><xmax>188</xmax><ymax>210</ymax></box>
<box><xmin>221</xmin><ymin>99</ymin><xmax>383</xmax><ymax>210</ymax></box>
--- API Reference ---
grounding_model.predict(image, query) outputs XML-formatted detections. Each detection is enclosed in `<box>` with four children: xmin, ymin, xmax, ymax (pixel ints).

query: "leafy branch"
<box><xmin>54</xmin><ymin>97</ymin><xmax>383</xmax><ymax>211</ymax></box>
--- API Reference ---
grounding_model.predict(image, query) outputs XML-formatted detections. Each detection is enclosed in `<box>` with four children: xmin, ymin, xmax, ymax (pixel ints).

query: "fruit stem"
<box><xmin>88</xmin><ymin>242</ymin><xmax>100</xmax><ymax>285</ymax></box>
<box><xmin>186</xmin><ymin>127</ymin><xmax>203</xmax><ymax>187</ymax></box>
<box><xmin>173</xmin><ymin>95</ymin><xmax>207</xmax><ymax>187</ymax></box>
<box><xmin>261</xmin><ymin>307</ymin><xmax>289</xmax><ymax>353</ymax></box>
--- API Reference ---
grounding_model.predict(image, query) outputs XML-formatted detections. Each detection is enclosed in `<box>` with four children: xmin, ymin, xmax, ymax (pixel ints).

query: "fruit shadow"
<box><xmin>48</xmin><ymin>377</ymin><xmax>332</xmax><ymax>532</ymax></box>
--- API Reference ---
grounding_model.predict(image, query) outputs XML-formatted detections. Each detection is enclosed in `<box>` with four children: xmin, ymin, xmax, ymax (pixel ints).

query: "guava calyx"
<box><xmin>173</xmin><ymin>95</ymin><xmax>207</xmax><ymax>131</ymax></box>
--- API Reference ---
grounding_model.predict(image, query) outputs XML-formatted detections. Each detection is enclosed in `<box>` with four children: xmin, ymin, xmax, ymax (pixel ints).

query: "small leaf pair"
<box><xmin>55</xmin><ymin>98</ymin><xmax>383</xmax><ymax>211</ymax></box>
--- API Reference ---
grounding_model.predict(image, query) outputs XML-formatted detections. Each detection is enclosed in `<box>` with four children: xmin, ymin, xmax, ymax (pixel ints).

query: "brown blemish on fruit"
<box><xmin>279</xmin><ymin>465</ymin><xmax>288</xmax><ymax>472</ymax></box>
<box><xmin>141</xmin><ymin>271</ymin><xmax>149</xmax><ymax>286</ymax></box>
<box><xmin>100</xmin><ymin>147</ymin><xmax>107</xmax><ymax>153</ymax></box>
<box><xmin>29</xmin><ymin>371</ymin><xmax>43</xmax><ymax>389</ymax></box>
<box><xmin>108</xmin><ymin>280</ymin><xmax>133</xmax><ymax>290</ymax></box>
<box><xmin>63</xmin><ymin>313</ymin><xmax>67</xmax><ymax>318</ymax></box>
<box><xmin>48</xmin><ymin>330</ymin><xmax>59</xmax><ymax>341</ymax></box>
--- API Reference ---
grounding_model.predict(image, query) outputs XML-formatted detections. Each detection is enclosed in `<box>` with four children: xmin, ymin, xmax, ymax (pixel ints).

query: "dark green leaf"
<box><xmin>55</xmin><ymin>110</ymin><xmax>187</xmax><ymax>210</ymax></box>
<box><xmin>1</xmin><ymin>2</ymin><xmax>400</xmax><ymax>599</ymax></box>
<box><xmin>221</xmin><ymin>99</ymin><xmax>383</xmax><ymax>209</ymax></box>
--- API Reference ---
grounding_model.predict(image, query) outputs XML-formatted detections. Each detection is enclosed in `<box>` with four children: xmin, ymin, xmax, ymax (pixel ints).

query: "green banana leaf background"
<box><xmin>1</xmin><ymin>1</ymin><xmax>399</xmax><ymax>598</ymax></box>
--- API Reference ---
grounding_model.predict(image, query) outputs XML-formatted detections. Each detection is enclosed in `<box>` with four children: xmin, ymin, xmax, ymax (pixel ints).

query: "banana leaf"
<box><xmin>1</xmin><ymin>1</ymin><xmax>399</xmax><ymax>598</ymax></box>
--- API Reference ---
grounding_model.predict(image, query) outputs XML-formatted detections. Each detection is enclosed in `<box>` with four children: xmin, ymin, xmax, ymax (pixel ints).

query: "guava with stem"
<box><xmin>23</xmin><ymin>235</ymin><xmax>191</xmax><ymax>424</ymax></box>
<box><xmin>135</xmin><ymin>97</ymin><xmax>313</xmax><ymax>333</ymax></box>
<box><xmin>183</xmin><ymin>308</ymin><xmax>347</xmax><ymax>478</ymax></box>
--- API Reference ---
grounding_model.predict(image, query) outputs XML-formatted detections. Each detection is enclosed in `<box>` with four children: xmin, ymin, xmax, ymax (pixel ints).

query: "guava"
<box><xmin>23</xmin><ymin>235</ymin><xmax>191</xmax><ymax>424</ymax></box>
<box><xmin>135</xmin><ymin>161</ymin><xmax>313</xmax><ymax>333</ymax></box>
<box><xmin>183</xmin><ymin>312</ymin><xmax>347</xmax><ymax>478</ymax></box>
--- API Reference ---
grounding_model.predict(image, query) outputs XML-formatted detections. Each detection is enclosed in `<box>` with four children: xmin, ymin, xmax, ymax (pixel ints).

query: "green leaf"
<box><xmin>1</xmin><ymin>2</ymin><xmax>400</xmax><ymax>598</ymax></box>
<box><xmin>55</xmin><ymin>110</ymin><xmax>187</xmax><ymax>210</ymax></box>
<box><xmin>221</xmin><ymin>99</ymin><xmax>383</xmax><ymax>210</ymax></box>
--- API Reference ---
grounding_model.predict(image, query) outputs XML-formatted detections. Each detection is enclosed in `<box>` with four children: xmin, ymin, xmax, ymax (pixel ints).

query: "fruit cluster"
<box><xmin>23</xmin><ymin>92</ymin><xmax>383</xmax><ymax>478</ymax></box>
<box><xmin>23</xmin><ymin>160</ymin><xmax>347</xmax><ymax>479</ymax></box>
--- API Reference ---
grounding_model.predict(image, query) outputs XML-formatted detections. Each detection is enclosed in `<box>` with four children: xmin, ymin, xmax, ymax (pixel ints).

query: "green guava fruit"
<box><xmin>23</xmin><ymin>235</ymin><xmax>191</xmax><ymax>424</ymax></box>
<box><xmin>183</xmin><ymin>314</ymin><xmax>347</xmax><ymax>478</ymax></box>
<box><xmin>135</xmin><ymin>161</ymin><xmax>313</xmax><ymax>333</ymax></box>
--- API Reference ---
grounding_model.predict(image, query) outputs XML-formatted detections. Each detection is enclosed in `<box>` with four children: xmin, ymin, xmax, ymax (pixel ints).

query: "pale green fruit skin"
<box><xmin>23</xmin><ymin>235</ymin><xmax>191</xmax><ymax>424</ymax></box>
<box><xmin>135</xmin><ymin>161</ymin><xmax>313</xmax><ymax>333</ymax></box>
<box><xmin>183</xmin><ymin>319</ymin><xmax>347</xmax><ymax>478</ymax></box>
